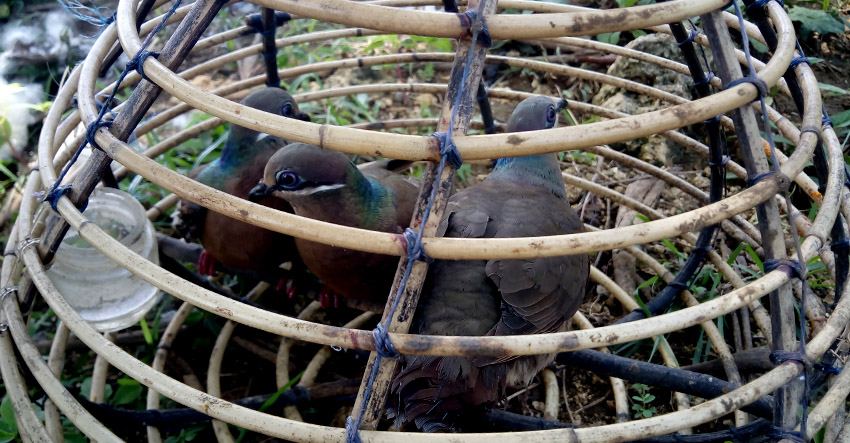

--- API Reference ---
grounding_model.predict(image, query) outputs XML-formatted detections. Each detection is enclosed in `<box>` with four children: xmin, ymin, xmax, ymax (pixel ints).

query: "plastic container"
<box><xmin>46</xmin><ymin>187</ymin><xmax>160</xmax><ymax>332</ymax></box>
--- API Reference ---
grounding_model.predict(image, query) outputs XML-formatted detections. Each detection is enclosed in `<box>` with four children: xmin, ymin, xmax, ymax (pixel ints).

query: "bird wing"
<box><xmin>470</xmin><ymin>182</ymin><xmax>588</xmax><ymax>367</ymax></box>
<box><xmin>172</xmin><ymin>199</ymin><xmax>207</xmax><ymax>242</ymax></box>
<box><xmin>358</xmin><ymin>158</ymin><xmax>416</xmax><ymax>175</ymax></box>
<box><xmin>171</xmin><ymin>163</ymin><xmax>212</xmax><ymax>242</ymax></box>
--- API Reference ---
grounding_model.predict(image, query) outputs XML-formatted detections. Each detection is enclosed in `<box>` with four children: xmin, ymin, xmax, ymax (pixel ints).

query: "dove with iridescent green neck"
<box><xmin>249</xmin><ymin>142</ymin><xmax>420</xmax><ymax>305</ymax></box>
<box><xmin>173</xmin><ymin>87</ymin><xmax>309</xmax><ymax>275</ymax></box>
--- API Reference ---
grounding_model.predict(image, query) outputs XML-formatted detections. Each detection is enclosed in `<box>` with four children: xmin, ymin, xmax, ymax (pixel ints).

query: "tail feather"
<box><xmin>389</xmin><ymin>357</ymin><xmax>502</xmax><ymax>432</ymax></box>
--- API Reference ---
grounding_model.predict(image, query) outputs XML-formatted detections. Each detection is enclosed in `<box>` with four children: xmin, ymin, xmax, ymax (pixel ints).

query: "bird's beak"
<box><xmin>296</xmin><ymin>112</ymin><xmax>311</xmax><ymax>122</ymax></box>
<box><xmin>249</xmin><ymin>182</ymin><xmax>274</xmax><ymax>202</ymax></box>
<box><xmin>557</xmin><ymin>98</ymin><xmax>568</xmax><ymax>110</ymax></box>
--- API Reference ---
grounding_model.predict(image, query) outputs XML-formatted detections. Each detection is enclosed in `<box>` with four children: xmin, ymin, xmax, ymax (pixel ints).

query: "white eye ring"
<box><xmin>546</xmin><ymin>106</ymin><xmax>557</xmax><ymax>123</ymax></box>
<box><xmin>275</xmin><ymin>170</ymin><xmax>300</xmax><ymax>188</ymax></box>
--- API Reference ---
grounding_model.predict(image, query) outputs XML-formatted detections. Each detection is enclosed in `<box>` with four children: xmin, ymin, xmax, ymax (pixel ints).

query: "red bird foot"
<box><xmin>197</xmin><ymin>250</ymin><xmax>218</xmax><ymax>276</ymax></box>
<box><xmin>318</xmin><ymin>286</ymin><xmax>340</xmax><ymax>309</ymax></box>
<box><xmin>277</xmin><ymin>279</ymin><xmax>296</xmax><ymax>299</ymax></box>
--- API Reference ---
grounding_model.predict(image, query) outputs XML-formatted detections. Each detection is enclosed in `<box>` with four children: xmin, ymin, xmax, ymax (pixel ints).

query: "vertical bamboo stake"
<box><xmin>350</xmin><ymin>0</ymin><xmax>497</xmax><ymax>430</ymax></box>
<box><xmin>30</xmin><ymin>0</ymin><xmax>227</xmax><ymax>292</ymax></box>
<box><xmin>701</xmin><ymin>9</ymin><xmax>801</xmax><ymax>430</ymax></box>
<box><xmin>44</xmin><ymin>322</ymin><xmax>70</xmax><ymax>442</ymax></box>
<box><xmin>98</xmin><ymin>0</ymin><xmax>158</xmax><ymax>78</ymax></box>
<box><xmin>261</xmin><ymin>7</ymin><xmax>281</xmax><ymax>87</ymax></box>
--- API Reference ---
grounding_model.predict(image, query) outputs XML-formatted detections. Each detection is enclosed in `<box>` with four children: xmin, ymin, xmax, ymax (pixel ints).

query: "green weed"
<box><xmin>630</xmin><ymin>383</ymin><xmax>658</xmax><ymax>419</ymax></box>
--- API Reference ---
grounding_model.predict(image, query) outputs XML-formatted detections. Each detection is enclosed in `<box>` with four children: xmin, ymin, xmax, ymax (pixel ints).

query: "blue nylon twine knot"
<box><xmin>126</xmin><ymin>50</ymin><xmax>160</xmax><ymax>82</ymax></box>
<box><xmin>432</xmin><ymin>132</ymin><xmax>463</xmax><ymax>170</ymax></box>
<box><xmin>372</xmin><ymin>323</ymin><xmax>399</xmax><ymax>359</ymax></box>
<box><xmin>403</xmin><ymin>227</ymin><xmax>432</xmax><ymax>263</ymax></box>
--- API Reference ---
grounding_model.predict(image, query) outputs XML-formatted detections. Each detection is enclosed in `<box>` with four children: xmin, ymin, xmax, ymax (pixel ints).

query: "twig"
<box><xmin>561</xmin><ymin>369</ymin><xmax>578</xmax><ymax>425</ymax></box>
<box><xmin>167</xmin><ymin>353</ymin><xmax>204</xmax><ymax>391</ymax></box>
<box><xmin>0</xmin><ymin>183</ymin><xmax>24</xmax><ymax>231</ymax></box>
<box><xmin>505</xmin><ymin>381</ymin><xmax>541</xmax><ymax>402</ymax></box>
<box><xmin>232</xmin><ymin>336</ymin><xmax>278</xmax><ymax>364</ymax></box>
<box><xmin>574</xmin><ymin>391</ymin><xmax>610</xmax><ymax>416</ymax></box>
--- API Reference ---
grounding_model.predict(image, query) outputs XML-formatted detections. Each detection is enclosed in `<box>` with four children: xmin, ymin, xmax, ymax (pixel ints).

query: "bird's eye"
<box><xmin>281</xmin><ymin>102</ymin><xmax>295</xmax><ymax>117</ymax></box>
<box><xmin>275</xmin><ymin>170</ymin><xmax>301</xmax><ymax>189</ymax></box>
<box><xmin>546</xmin><ymin>106</ymin><xmax>557</xmax><ymax>124</ymax></box>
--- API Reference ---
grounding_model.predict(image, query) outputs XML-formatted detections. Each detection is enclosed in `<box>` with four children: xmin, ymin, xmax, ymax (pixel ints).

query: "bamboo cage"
<box><xmin>1</xmin><ymin>0</ymin><xmax>849</xmax><ymax>440</ymax></box>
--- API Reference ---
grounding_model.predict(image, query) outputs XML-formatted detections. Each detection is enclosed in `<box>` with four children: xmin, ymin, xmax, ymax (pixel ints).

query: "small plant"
<box><xmin>0</xmin><ymin>395</ymin><xmax>18</xmax><ymax>443</ymax></box>
<box><xmin>631</xmin><ymin>383</ymin><xmax>658</xmax><ymax>419</ymax></box>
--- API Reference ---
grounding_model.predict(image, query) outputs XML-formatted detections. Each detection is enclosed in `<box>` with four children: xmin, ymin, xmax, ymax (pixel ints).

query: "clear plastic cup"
<box><xmin>46</xmin><ymin>187</ymin><xmax>160</xmax><ymax>332</ymax></box>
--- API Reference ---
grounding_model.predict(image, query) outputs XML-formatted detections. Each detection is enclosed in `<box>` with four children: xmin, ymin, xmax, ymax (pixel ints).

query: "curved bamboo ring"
<box><xmin>29</xmin><ymin>0</ymin><xmax>827</xmax><ymax>358</ymax></box>
<box><xmin>8</xmin><ymin>259</ymin><xmax>845</xmax><ymax>442</ymax></box>
<box><xmin>49</xmin><ymin>0</ymin><xmax>809</xmax><ymax>263</ymax></box>
<box><xmin>70</xmin><ymin>11</ymin><xmax>810</xmax><ymax>261</ymax></box>
<box><xmin>113</xmin><ymin>0</ymin><xmax>793</xmax><ymax>162</ymax></box>
<box><xmin>244</xmin><ymin>0</ymin><xmax>729</xmax><ymax>39</ymax></box>
<box><xmin>43</xmin><ymin>192</ymin><xmax>822</xmax><ymax>357</ymax></box>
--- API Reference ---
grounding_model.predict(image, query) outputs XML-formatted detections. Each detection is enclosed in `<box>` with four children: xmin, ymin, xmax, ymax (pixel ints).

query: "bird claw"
<box><xmin>286</xmin><ymin>281</ymin><xmax>297</xmax><ymax>299</ymax></box>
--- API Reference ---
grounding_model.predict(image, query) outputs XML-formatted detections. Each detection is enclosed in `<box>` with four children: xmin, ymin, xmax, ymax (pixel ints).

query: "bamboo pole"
<box><xmin>111</xmin><ymin>37</ymin><xmax>793</xmax><ymax>162</ymax></box>
<box><xmin>541</xmin><ymin>369</ymin><xmax>559</xmax><ymax>421</ymax></box>
<box><xmin>702</xmin><ymin>8</ymin><xmax>801</xmax><ymax>430</ymax></box>
<box><xmin>106</xmin><ymin>0</ymin><xmax>794</xmax><ymax>163</ymax></box>
<box><xmin>0</xmin><ymin>318</ymin><xmax>53</xmax><ymax>442</ymax></box>
<box><xmin>44</xmin><ymin>322</ymin><xmax>70</xmax><ymax>442</ymax></box>
<box><xmin>349</xmin><ymin>0</ymin><xmax>497</xmax><ymax>429</ymax></box>
<box><xmin>146</xmin><ymin>301</ymin><xmax>196</xmax><ymax>443</ymax></box>
<box><xmin>247</xmin><ymin>0</ymin><xmax>727</xmax><ymax>40</ymax></box>
<box><xmin>104</xmin><ymin>78</ymin><xmax>766</xmax><ymax>249</ymax></box>
<box><xmin>35</xmin><ymin>0</ymin><xmax>230</xmax><ymax>296</ymax></box>
<box><xmin>37</xmin><ymin>185</ymin><xmax>825</xmax><ymax>357</ymax></box>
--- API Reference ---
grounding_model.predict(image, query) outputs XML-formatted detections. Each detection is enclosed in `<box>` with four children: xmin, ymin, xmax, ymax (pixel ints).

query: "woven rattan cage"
<box><xmin>1</xmin><ymin>0</ymin><xmax>849</xmax><ymax>441</ymax></box>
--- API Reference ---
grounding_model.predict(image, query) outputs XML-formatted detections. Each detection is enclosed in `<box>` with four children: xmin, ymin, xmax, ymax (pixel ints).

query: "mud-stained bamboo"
<box><xmin>350</xmin><ymin>0</ymin><xmax>497</xmax><ymax>428</ymax></box>
<box><xmin>110</xmin><ymin>0</ymin><xmax>795</xmax><ymax>162</ymax></box>
<box><xmin>44</xmin><ymin>322</ymin><xmax>70</xmax><ymax>441</ymax></box>
<box><xmin>702</xmin><ymin>9</ymin><xmax>802</xmax><ymax>430</ymax></box>
<box><xmin>246</xmin><ymin>0</ymin><xmax>728</xmax><ymax>39</ymax></box>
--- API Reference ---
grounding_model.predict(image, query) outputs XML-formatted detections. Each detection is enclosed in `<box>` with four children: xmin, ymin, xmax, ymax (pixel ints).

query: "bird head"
<box><xmin>505</xmin><ymin>96</ymin><xmax>567</xmax><ymax>133</ymax></box>
<box><xmin>249</xmin><ymin>143</ymin><xmax>355</xmax><ymax>204</ymax></box>
<box><xmin>241</xmin><ymin>87</ymin><xmax>311</xmax><ymax>123</ymax></box>
<box><xmin>226</xmin><ymin>88</ymin><xmax>311</xmax><ymax>160</ymax></box>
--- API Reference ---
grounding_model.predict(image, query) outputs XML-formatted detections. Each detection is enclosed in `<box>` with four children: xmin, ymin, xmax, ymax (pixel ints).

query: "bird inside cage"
<box><xmin>172</xmin><ymin>87</ymin><xmax>309</xmax><ymax>280</ymax></box>
<box><xmin>387</xmin><ymin>95</ymin><xmax>590</xmax><ymax>432</ymax></box>
<box><xmin>249</xmin><ymin>142</ymin><xmax>420</xmax><ymax>308</ymax></box>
